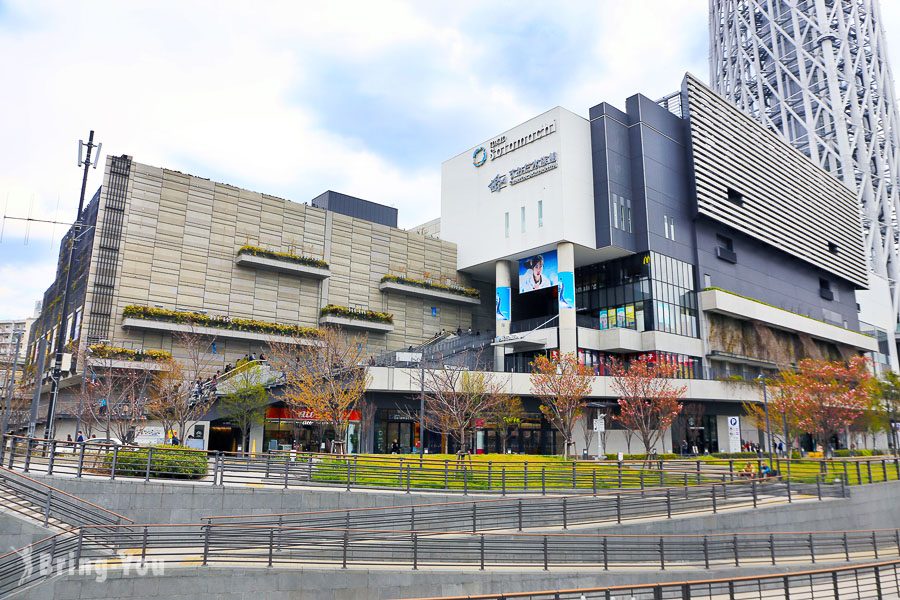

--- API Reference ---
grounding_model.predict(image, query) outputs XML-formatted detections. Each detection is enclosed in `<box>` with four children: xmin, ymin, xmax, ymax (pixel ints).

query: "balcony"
<box><xmin>235</xmin><ymin>247</ymin><xmax>330</xmax><ymax>280</ymax></box>
<box><xmin>319</xmin><ymin>305</ymin><xmax>394</xmax><ymax>333</ymax></box>
<box><xmin>699</xmin><ymin>288</ymin><xmax>877</xmax><ymax>352</ymax></box>
<box><xmin>378</xmin><ymin>278</ymin><xmax>481</xmax><ymax>306</ymax></box>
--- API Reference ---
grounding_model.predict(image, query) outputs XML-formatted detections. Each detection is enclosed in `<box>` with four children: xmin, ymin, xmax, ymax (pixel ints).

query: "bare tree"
<box><xmin>414</xmin><ymin>362</ymin><xmax>506</xmax><ymax>457</ymax></box>
<box><xmin>529</xmin><ymin>353</ymin><xmax>593</xmax><ymax>457</ymax></box>
<box><xmin>269</xmin><ymin>327</ymin><xmax>369</xmax><ymax>454</ymax></box>
<box><xmin>141</xmin><ymin>332</ymin><xmax>220</xmax><ymax>443</ymax></box>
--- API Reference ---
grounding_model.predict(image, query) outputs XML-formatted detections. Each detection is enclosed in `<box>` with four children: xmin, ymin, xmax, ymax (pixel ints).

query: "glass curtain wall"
<box><xmin>575</xmin><ymin>252</ymin><xmax>698</xmax><ymax>338</ymax></box>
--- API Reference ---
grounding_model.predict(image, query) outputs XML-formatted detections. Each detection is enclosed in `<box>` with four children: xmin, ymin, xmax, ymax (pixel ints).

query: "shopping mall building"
<box><xmin>28</xmin><ymin>74</ymin><xmax>882</xmax><ymax>456</ymax></box>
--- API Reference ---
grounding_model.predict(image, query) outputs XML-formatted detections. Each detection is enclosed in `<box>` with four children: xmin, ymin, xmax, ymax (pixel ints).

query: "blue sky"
<box><xmin>0</xmin><ymin>1</ymin><xmax>899</xmax><ymax>320</ymax></box>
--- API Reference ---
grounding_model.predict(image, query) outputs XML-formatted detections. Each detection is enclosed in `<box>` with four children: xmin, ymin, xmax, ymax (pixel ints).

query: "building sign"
<box><xmin>488</xmin><ymin>152</ymin><xmax>558</xmax><ymax>193</ymax></box>
<box><xmin>472</xmin><ymin>147</ymin><xmax>487</xmax><ymax>167</ymax></box>
<box><xmin>134</xmin><ymin>426</ymin><xmax>165</xmax><ymax>446</ymax></box>
<box><xmin>266</xmin><ymin>407</ymin><xmax>361</xmax><ymax>422</ymax></box>
<box><xmin>488</xmin><ymin>121</ymin><xmax>556</xmax><ymax>161</ymax></box>
<box><xmin>518</xmin><ymin>250</ymin><xmax>558</xmax><ymax>294</ymax></box>
<box><xmin>496</xmin><ymin>286</ymin><xmax>511</xmax><ymax>321</ymax></box>
<box><xmin>727</xmin><ymin>416</ymin><xmax>741</xmax><ymax>453</ymax></box>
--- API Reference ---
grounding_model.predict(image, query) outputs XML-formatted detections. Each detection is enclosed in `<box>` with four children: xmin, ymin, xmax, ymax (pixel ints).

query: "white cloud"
<box><xmin>1</xmin><ymin>0</ymin><xmax>899</xmax><ymax>321</ymax></box>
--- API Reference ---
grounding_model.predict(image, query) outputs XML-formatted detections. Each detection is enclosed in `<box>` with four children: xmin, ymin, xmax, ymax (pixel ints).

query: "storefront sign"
<box><xmin>134</xmin><ymin>426</ymin><xmax>164</xmax><ymax>446</ymax></box>
<box><xmin>727</xmin><ymin>417</ymin><xmax>741</xmax><ymax>453</ymax></box>
<box><xmin>266</xmin><ymin>406</ymin><xmax>361</xmax><ymax>422</ymax></box>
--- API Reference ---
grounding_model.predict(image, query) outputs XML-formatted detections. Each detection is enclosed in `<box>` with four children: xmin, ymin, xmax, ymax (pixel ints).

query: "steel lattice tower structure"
<box><xmin>710</xmin><ymin>0</ymin><xmax>900</xmax><ymax>362</ymax></box>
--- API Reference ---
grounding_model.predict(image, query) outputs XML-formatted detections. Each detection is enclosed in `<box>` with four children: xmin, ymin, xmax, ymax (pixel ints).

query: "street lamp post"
<box><xmin>419</xmin><ymin>355</ymin><xmax>425</xmax><ymax>455</ymax></box>
<box><xmin>757</xmin><ymin>374</ymin><xmax>774</xmax><ymax>465</ymax></box>
<box><xmin>43</xmin><ymin>131</ymin><xmax>101</xmax><ymax>441</ymax></box>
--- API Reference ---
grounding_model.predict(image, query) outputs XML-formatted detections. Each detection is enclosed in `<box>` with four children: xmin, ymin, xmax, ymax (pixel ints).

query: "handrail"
<box><xmin>402</xmin><ymin>557</ymin><xmax>900</xmax><ymax>599</ymax></box>
<box><xmin>0</xmin><ymin>466</ymin><xmax>133</xmax><ymax>528</ymax></box>
<box><xmin>0</xmin><ymin>467</ymin><xmax>133</xmax><ymax>524</ymax></box>
<box><xmin>2</xmin><ymin>522</ymin><xmax>900</xmax><ymax>597</ymax></box>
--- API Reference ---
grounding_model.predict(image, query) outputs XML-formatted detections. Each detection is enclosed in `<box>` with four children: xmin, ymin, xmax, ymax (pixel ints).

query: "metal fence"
<box><xmin>0</xmin><ymin>466</ymin><xmax>132</xmax><ymax>530</ymax></box>
<box><xmin>404</xmin><ymin>559</ymin><xmax>900</xmax><ymax>599</ymax></box>
<box><xmin>2</xmin><ymin>523</ymin><xmax>899</xmax><ymax>597</ymax></box>
<box><xmin>204</xmin><ymin>478</ymin><xmax>840</xmax><ymax>533</ymax></box>
<box><xmin>2</xmin><ymin>435</ymin><xmax>866</xmax><ymax>496</ymax></box>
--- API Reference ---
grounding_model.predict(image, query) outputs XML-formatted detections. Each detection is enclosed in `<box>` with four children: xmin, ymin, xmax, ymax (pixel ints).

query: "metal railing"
<box><xmin>405</xmin><ymin>558</ymin><xmax>900</xmax><ymax>599</ymax></box>
<box><xmin>0</xmin><ymin>435</ymin><xmax>875</xmax><ymax>496</ymax></box>
<box><xmin>204</xmin><ymin>478</ymin><xmax>839</xmax><ymax>533</ymax></box>
<box><xmin>2</xmin><ymin>523</ymin><xmax>899</xmax><ymax>597</ymax></box>
<box><xmin>0</xmin><ymin>466</ymin><xmax>132</xmax><ymax>530</ymax></box>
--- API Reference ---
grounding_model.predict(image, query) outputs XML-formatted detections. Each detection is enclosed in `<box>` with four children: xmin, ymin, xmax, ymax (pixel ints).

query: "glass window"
<box><xmin>504</xmin><ymin>212</ymin><xmax>509</xmax><ymax>238</ymax></box>
<box><xmin>611</xmin><ymin>194</ymin><xmax>618</xmax><ymax>230</ymax></box>
<box><xmin>538</xmin><ymin>200</ymin><xmax>543</xmax><ymax>228</ymax></box>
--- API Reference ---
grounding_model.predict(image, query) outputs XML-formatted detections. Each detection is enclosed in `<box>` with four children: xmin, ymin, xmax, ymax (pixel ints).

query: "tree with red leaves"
<box><xmin>610</xmin><ymin>356</ymin><xmax>686</xmax><ymax>455</ymax></box>
<box><xmin>776</xmin><ymin>356</ymin><xmax>874</xmax><ymax>451</ymax></box>
<box><xmin>530</xmin><ymin>353</ymin><xmax>593</xmax><ymax>457</ymax></box>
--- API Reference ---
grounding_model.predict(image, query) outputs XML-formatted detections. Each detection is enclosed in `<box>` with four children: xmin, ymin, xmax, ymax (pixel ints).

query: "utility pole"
<box><xmin>1</xmin><ymin>331</ymin><xmax>23</xmax><ymax>434</ymax></box>
<box><xmin>43</xmin><ymin>130</ymin><xmax>101</xmax><ymax>440</ymax></box>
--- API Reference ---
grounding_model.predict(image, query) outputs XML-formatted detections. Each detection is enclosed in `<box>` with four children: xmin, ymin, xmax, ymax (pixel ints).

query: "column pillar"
<box><xmin>494</xmin><ymin>260</ymin><xmax>512</xmax><ymax>370</ymax></box>
<box><xmin>557</xmin><ymin>242</ymin><xmax>577</xmax><ymax>356</ymax></box>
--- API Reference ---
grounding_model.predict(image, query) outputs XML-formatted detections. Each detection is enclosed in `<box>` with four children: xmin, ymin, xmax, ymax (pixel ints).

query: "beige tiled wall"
<box><xmin>87</xmin><ymin>159</ymin><xmax>483</xmax><ymax>366</ymax></box>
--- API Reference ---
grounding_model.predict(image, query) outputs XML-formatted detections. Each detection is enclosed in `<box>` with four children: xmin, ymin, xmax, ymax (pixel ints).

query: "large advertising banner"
<box><xmin>518</xmin><ymin>250</ymin><xmax>558</xmax><ymax>294</ymax></box>
<box><xmin>557</xmin><ymin>271</ymin><xmax>575</xmax><ymax>310</ymax></box>
<box><xmin>495</xmin><ymin>286</ymin><xmax>511</xmax><ymax>321</ymax></box>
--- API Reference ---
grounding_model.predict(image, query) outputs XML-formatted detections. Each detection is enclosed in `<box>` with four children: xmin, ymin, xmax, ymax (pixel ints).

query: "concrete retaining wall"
<box><xmin>604</xmin><ymin>481</ymin><xmax>900</xmax><ymax>536</ymax></box>
<box><xmin>0</xmin><ymin>511</ymin><xmax>56</xmax><ymax>553</ymax></box>
<box><xmin>23</xmin><ymin>474</ymin><xmax>488</xmax><ymax>523</ymax></box>
<box><xmin>16</xmin><ymin>563</ymin><xmax>838</xmax><ymax>600</ymax></box>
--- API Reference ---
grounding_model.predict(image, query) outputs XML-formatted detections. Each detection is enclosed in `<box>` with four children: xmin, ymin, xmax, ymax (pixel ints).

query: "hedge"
<box><xmin>602</xmin><ymin>453</ymin><xmax>680</xmax><ymax>461</ymax></box>
<box><xmin>88</xmin><ymin>344</ymin><xmax>172</xmax><ymax>362</ymax></box>
<box><xmin>102</xmin><ymin>445</ymin><xmax>208</xmax><ymax>479</ymax></box>
<box><xmin>380</xmin><ymin>274</ymin><xmax>480</xmax><ymax>299</ymax></box>
<box><xmin>123</xmin><ymin>305</ymin><xmax>320</xmax><ymax>338</ymax></box>
<box><xmin>320</xmin><ymin>304</ymin><xmax>393</xmax><ymax>324</ymax></box>
<box><xmin>237</xmin><ymin>245</ymin><xmax>329</xmax><ymax>270</ymax></box>
<box><xmin>833</xmin><ymin>449</ymin><xmax>886</xmax><ymax>457</ymax></box>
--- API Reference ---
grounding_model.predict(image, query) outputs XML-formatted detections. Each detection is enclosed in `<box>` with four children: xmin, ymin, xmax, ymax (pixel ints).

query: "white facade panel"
<box><xmin>441</xmin><ymin>107</ymin><xmax>595</xmax><ymax>271</ymax></box>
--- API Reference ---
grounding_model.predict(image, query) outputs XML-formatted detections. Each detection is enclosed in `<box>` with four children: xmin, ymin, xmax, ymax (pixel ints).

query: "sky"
<box><xmin>1</xmin><ymin>1</ymin><xmax>900</xmax><ymax>320</ymax></box>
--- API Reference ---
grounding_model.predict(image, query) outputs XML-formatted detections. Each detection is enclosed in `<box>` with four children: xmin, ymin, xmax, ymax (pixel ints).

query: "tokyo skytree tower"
<box><xmin>710</xmin><ymin>0</ymin><xmax>900</xmax><ymax>333</ymax></box>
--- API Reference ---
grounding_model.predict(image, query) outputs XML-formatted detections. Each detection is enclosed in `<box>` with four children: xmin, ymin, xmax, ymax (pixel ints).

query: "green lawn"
<box><xmin>300</xmin><ymin>453</ymin><xmax>900</xmax><ymax>491</ymax></box>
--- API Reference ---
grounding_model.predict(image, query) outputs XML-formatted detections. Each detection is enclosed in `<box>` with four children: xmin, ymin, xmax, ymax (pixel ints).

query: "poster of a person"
<box><xmin>519</xmin><ymin>251</ymin><xmax>558</xmax><ymax>293</ymax></box>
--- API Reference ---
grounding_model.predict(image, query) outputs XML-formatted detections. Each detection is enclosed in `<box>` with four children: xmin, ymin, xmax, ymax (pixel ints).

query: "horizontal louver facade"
<box><xmin>683</xmin><ymin>74</ymin><xmax>868</xmax><ymax>289</ymax></box>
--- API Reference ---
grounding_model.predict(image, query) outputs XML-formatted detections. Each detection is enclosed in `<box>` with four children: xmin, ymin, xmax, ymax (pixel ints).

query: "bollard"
<box><xmin>616</xmin><ymin>494</ymin><xmax>622</xmax><ymax>524</ymax></box>
<box><xmin>406</xmin><ymin>464</ymin><xmax>411</xmax><ymax>494</ymax></box>
<box><xmin>592</xmin><ymin>469</ymin><xmax>597</xmax><ymax>496</ymax></box>
<box><xmin>542</xmin><ymin>536</ymin><xmax>548</xmax><ymax>571</ymax></box>
<box><xmin>602</xmin><ymin>536</ymin><xmax>608</xmax><ymax>570</ymax></box>
<box><xmin>444</xmin><ymin>460</ymin><xmax>449</xmax><ymax>489</ymax></box>
<box><xmin>659</xmin><ymin>537</ymin><xmax>665</xmax><ymax>570</ymax></box>
<box><xmin>283</xmin><ymin>454</ymin><xmax>290</xmax><ymax>489</ymax></box>
<box><xmin>517</xmin><ymin>498</ymin><xmax>523</xmax><ymax>531</ymax></box>
<box><xmin>471</xmin><ymin>502</ymin><xmax>477</xmax><ymax>533</ymax></box>
<box><xmin>703</xmin><ymin>536</ymin><xmax>709</xmax><ymax>569</ymax></box>
<box><xmin>501</xmin><ymin>467</ymin><xmax>506</xmax><ymax>496</ymax></box>
<box><xmin>487</xmin><ymin>461</ymin><xmax>492</xmax><ymax>491</ymax></box>
<box><xmin>562</xmin><ymin>497</ymin><xmax>567</xmax><ymax>530</ymax></box>
<box><xmin>6</xmin><ymin>437</ymin><xmax>16</xmax><ymax>469</ymax></box>
<box><xmin>541</xmin><ymin>466</ymin><xmax>546</xmax><ymax>496</ymax></box>
<box><xmin>617</xmin><ymin>461</ymin><xmax>622</xmax><ymax>487</ymax></box>
<box><xmin>666</xmin><ymin>488</ymin><xmax>672</xmax><ymax>519</ymax></box>
<box><xmin>733</xmin><ymin>534</ymin><xmax>739</xmax><ymax>566</ymax></box>
<box><xmin>572</xmin><ymin>462</ymin><xmax>577</xmax><ymax>489</ymax></box>
<box><xmin>269</xmin><ymin>528</ymin><xmax>275</xmax><ymax>567</ymax></box>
